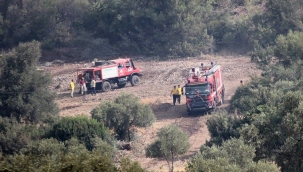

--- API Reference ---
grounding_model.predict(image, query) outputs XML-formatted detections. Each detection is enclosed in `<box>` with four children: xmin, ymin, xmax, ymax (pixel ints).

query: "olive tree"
<box><xmin>0</xmin><ymin>40</ymin><xmax>58</xmax><ymax>123</ymax></box>
<box><xmin>146</xmin><ymin>124</ymin><xmax>190</xmax><ymax>172</ymax></box>
<box><xmin>47</xmin><ymin>116</ymin><xmax>114</xmax><ymax>151</ymax></box>
<box><xmin>91</xmin><ymin>93</ymin><xmax>156</xmax><ymax>141</ymax></box>
<box><xmin>186</xmin><ymin>138</ymin><xmax>280</xmax><ymax>172</ymax></box>
<box><xmin>240</xmin><ymin>91</ymin><xmax>303</xmax><ymax>172</ymax></box>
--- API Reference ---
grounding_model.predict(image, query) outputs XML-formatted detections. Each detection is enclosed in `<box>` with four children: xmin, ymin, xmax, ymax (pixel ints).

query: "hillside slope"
<box><xmin>46</xmin><ymin>55</ymin><xmax>260</xmax><ymax>171</ymax></box>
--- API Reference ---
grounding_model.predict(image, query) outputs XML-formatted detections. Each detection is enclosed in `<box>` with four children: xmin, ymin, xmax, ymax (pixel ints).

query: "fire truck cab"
<box><xmin>184</xmin><ymin>62</ymin><xmax>224</xmax><ymax>114</ymax></box>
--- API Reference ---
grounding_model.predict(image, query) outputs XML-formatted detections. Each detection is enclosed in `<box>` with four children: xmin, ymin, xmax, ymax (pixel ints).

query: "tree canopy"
<box><xmin>224</xmin><ymin>30</ymin><xmax>303</xmax><ymax>172</ymax></box>
<box><xmin>146</xmin><ymin>124</ymin><xmax>190</xmax><ymax>172</ymax></box>
<box><xmin>0</xmin><ymin>40</ymin><xmax>58</xmax><ymax>123</ymax></box>
<box><xmin>91</xmin><ymin>93</ymin><xmax>156</xmax><ymax>141</ymax></box>
<box><xmin>0</xmin><ymin>0</ymin><xmax>301</xmax><ymax>58</ymax></box>
<box><xmin>186</xmin><ymin>138</ymin><xmax>280</xmax><ymax>172</ymax></box>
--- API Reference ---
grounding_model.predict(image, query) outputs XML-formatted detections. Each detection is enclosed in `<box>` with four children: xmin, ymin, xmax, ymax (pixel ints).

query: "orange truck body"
<box><xmin>76</xmin><ymin>58</ymin><xmax>141</xmax><ymax>92</ymax></box>
<box><xmin>184</xmin><ymin>62</ymin><xmax>225</xmax><ymax>114</ymax></box>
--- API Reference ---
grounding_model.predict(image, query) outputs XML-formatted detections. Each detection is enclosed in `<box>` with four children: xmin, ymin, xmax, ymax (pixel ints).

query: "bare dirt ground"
<box><xmin>45</xmin><ymin>55</ymin><xmax>260</xmax><ymax>172</ymax></box>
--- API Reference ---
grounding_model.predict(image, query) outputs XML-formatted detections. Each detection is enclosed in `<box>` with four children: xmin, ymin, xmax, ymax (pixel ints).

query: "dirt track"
<box><xmin>47</xmin><ymin>55</ymin><xmax>260</xmax><ymax>171</ymax></box>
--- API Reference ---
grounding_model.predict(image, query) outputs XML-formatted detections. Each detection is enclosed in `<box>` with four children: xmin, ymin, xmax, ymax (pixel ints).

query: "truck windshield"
<box><xmin>185</xmin><ymin>84</ymin><xmax>210</xmax><ymax>96</ymax></box>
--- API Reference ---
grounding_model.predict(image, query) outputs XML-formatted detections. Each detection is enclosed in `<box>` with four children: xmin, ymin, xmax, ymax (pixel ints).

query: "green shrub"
<box><xmin>0</xmin><ymin>149</ymin><xmax>117</xmax><ymax>172</ymax></box>
<box><xmin>0</xmin><ymin>140</ymin><xmax>147</xmax><ymax>172</ymax></box>
<box><xmin>21</xmin><ymin>138</ymin><xmax>65</xmax><ymax>157</ymax></box>
<box><xmin>186</xmin><ymin>138</ymin><xmax>279</xmax><ymax>172</ymax></box>
<box><xmin>91</xmin><ymin>93</ymin><xmax>156</xmax><ymax>141</ymax></box>
<box><xmin>0</xmin><ymin>117</ymin><xmax>51</xmax><ymax>155</ymax></box>
<box><xmin>146</xmin><ymin>124</ymin><xmax>190</xmax><ymax>172</ymax></box>
<box><xmin>238</xmin><ymin>91</ymin><xmax>303</xmax><ymax>171</ymax></box>
<box><xmin>275</xmin><ymin>31</ymin><xmax>303</xmax><ymax>66</ymax></box>
<box><xmin>47</xmin><ymin>116</ymin><xmax>113</xmax><ymax>150</ymax></box>
<box><xmin>118</xmin><ymin>158</ymin><xmax>147</xmax><ymax>172</ymax></box>
<box><xmin>89</xmin><ymin>137</ymin><xmax>116</xmax><ymax>157</ymax></box>
<box><xmin>249</xmin><ymin>44</ymin><xmax>275</xmax><ymax>66</ymax></box>
<box><xmin>271</xmin><ymin>60</ymin><xmax>303</xmax><ymax>83</ymax></box>
<box><xmin>21</xmin><ymin>138</ymin><xmax>101</xmax><ymax>159</ymax></box>
<box><xmin>229</xmin><ymin>76</ymin><xmax>282</xmax><ymax>114</ymax></box>
<box><xmin>205</xmin><ymin>111</ymin><xmax>243</xmax><ymax>146</ymax></box>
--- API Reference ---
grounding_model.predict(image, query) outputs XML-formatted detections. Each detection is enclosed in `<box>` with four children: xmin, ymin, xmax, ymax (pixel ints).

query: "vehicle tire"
<box><xmin>96</xmin><ymin>82</ymin><xmax>102</xmax><ymax>93</ymax></box>
<box><xmin>130</xmin><ymin>75</ymin><xmax>140</xmax><ymax>86</ymax></box>
<box><xmin>118</xmin><ymin>83</ymin><xmax>126</xmax><ymax>88</ymax></box>
<box><xmin>102</xmin><ymin>81</ymin><xmax>111</xmax><ymax>92</ymax></box>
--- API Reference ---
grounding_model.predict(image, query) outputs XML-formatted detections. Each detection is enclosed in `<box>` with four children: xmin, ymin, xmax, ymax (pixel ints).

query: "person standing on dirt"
<box><xmin>170</xmin><ymin>85</ymin><xmax>179</xmax><ymax>105</ymax></box>
<box><xmin>70</xmin><ymin>79</ymin><xmax>75</xmax><ymax>98</ymax></box>
<box><xmin>83</xmin><ymin>78</ymin><xmax>87</xmax><ymax>95</ymax></box>
<box><xmin>80</xmin><ymin>77</ymin><xmax>85</xmax><ymax>95</ymax></box>
<box><xmin>177</xmin><ymin>85</ymin><xmax>182</xmax><ymax>104</ymax></box>
<box><xmin>90</xmin><ymin>77</ymin><xmax>96</xmax><ymax>95</ymax></box>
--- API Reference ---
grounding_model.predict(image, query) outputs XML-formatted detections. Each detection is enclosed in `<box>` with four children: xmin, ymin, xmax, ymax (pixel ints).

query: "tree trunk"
<box><xmin>165</xmin><ymin>157</ymin><xmax>171</xmax><ymax>172</ymax></box>
<box><xmin>128</xmin><ymin>120</ymin><xmax>134</xmax><ymax>141</ymax></box>
<box><xmin>127</xmin><ymin>128</ymin><xmax>131</xmax><ymax>141</ymax></box>
<box><xmin>171</xmin><ymin>150</ymin><xmax>174</xmax><ymax>172</ymax></box>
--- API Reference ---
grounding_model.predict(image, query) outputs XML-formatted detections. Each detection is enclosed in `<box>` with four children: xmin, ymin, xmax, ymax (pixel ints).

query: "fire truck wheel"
<box><xmin>118</xmin><ymin>83</ymin><xmax>126</xmax><ymax>88</ymax></box>
<box><xmin>131</xmin><ymin>75</ymin><xmax>140</xmax><ymax>86</ymax></box>
<box><xmin>102</xmin><ymin>81</ymin><xmax>111</xmax><ymax>92</ymax></box>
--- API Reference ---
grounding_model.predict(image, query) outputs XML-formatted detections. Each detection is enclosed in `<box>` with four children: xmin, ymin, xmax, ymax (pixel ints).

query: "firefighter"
<box><xmin>170</xmin><ymin>85</ymin><xmax>179</xmax><ymax>105</ymax></box>
<box><xmin>79</xmin><ymin>77</ymin><xmax>85</xmax><ymax>95</ymax></box>
<box><xmin>83</xmin><ymin>79</ymin><xmax>87</xmax><ymax>95</ymax></box>
<box><xmin>70</xmin><ymin>79</ymin><xmax>75</xmax><ymax>98</ymax></box>
<box><xmin>177</xmin><ymin>85</ymin><xmax>182</xmax><ymax>104</ymax></box>
<box><xmin>90</xmin><ymin>77</ymin><xmax>96</xmax><ymax>95</ymax></box>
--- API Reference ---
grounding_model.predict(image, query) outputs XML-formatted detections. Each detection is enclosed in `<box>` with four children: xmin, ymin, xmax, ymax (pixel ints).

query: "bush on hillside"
<box><xmin>91</xmin><ymin>93</ymin><xmax>156</xmax><ymax>141</ymax></box>
<box><xmin>186</xmin><ymin>138</ymin><xmax>280</xmax><ymax>172</ymax></box>
<box><xmin>22</xmin><ymin>137</ymin><xmax>116</xmax><ymax>160</ymax></box>
<box><xmin>274</xmin><ymin>31</ymin><xmax>303</xmax><ymax>66</ymax></box>
<box><xmin>0</xmin><ymin>149</ymin><xmax>117</xmax><ymax>172</ymax></box>
<box><xmin>47</xmin><ymin>116</ymin><xmax>114</xmax><ymax>151</ymax></box>
<box><xmin>229</xmin><ymin>76</ymin><xmax>283</xmax><ymax>114</ymax></box>
<box><xmin>205</xmin><ymin>111</ymin><xmax>243</xmax><ymax>146</ymax></box>
<box><xmin>0</xmin><ymin>116</ymin><xmax>51</xmax><ymax>155</ymax></box>
<box><xmin>0</xmin><ymin>143</ymin><xmax>146</xmax><ymax>172</ymax></box>
<box><xmin>146</xmin><ymin>124</ymin><xmax>190</xmax><ymax>172</ymax></box>
<box><xmin>117</xmin><ymin>158</ymin><xmax>148</xmax><ymax>172</ymax></box>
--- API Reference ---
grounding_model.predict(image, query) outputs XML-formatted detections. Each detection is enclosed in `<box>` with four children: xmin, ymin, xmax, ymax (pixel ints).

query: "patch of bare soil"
<box><xmin>46</xmin><ymin>55</ymin><xmax>261</xmax><ymax>172</ymax></box>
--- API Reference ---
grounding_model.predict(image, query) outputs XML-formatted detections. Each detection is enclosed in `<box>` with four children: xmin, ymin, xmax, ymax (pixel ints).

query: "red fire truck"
<box><xmin>76</xmin><ymin>58</ymin><xmax>141</xmax><ymax>92</ymax></box>
<box><xmin>184</xmin><ymin>62</ymin><xmax>225</xmax><ymax>114</ymax></box>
